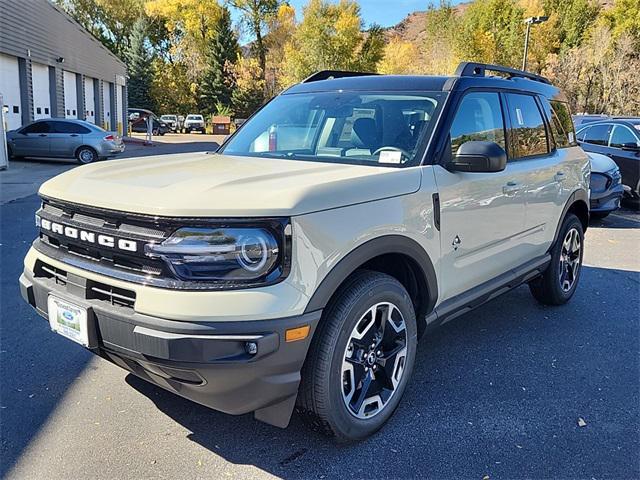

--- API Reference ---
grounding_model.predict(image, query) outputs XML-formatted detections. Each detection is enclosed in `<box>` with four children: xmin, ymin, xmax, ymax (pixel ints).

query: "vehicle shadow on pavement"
<box><xmin>126</xmin><ymin>263</ymin><xmax>640</xmax><ymax>479</ymax></box>
<box><xmin>0</xmin><ymin>195</ymin><xmax>94</xmax><ymax>479</ymax></box>
<box><xmin>588</xmin><ymin>208</ymin><xmax>639</xmax><ymax>230</ymax></box>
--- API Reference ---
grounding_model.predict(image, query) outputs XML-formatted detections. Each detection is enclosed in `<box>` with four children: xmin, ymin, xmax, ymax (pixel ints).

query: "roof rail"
<box><xmin>454</xmin><ymin>62</ymin><xmax>551</xmax><ymax>85</ymax></box>
<box><xmin>302</xmin><ymin>70</ymin><xmax>379</xmax><ymax>83</ymax></box>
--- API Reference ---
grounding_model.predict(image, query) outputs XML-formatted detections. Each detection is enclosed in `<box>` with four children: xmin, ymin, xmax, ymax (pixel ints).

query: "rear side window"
<box><xmin>505</xmin><ymin>93</ymin><xmax>548</xmax><ymax>158</ymax></box>
<box><xmin>449</xmin><ymin>92</ymin><xmax>505</xmax><ymax>157</ymax></box>
<box><xmin>582</xmin><ymin>124</ymin><xmax>612</xmax><ymax>146</ymax></box>
<box><xmin>609</xmin><ymin>125</ymin><xmax>639</xmax><ymax>148</ymax></box>
<box><xmin>51</xmin><ymin>122</ymin><xmax>91</xmax><ymax>134</ymax></box>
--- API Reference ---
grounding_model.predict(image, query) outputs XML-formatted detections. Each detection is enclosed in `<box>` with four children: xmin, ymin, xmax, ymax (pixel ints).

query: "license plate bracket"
<box><xmin>47</xmin><ymin>296</ymin><xmax>95</xmax><ymax>347</ymax></box>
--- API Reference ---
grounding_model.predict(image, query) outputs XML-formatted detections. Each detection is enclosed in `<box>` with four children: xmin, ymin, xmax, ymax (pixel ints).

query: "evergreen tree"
<box><xmin>125</xmin><ymin>18</ymin><xmax>154</xmax><ymax>110</ymax></box>
<box><xmin>199</xmin><ymin>7</ymin><xmax>239</xmax><ymax>114</ymax></box>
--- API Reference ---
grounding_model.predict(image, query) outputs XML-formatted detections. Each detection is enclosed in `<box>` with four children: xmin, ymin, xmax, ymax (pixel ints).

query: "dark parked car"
<box><xmin>6</xmin><ymin>118</ymin><xmax>124</xmax><ymax>164</ymax></box>
<box><xmin>128</xmin><ymin>108</ymin><xmax>170</xmax><ymax>136</ymax></box>
<box><xmin>587</xmin><ymin>152</ymin><xmax>624</xmax><ymax>218</ymax></box>
<box><xmin>572</xmin><ymin>114</ymin><xmax>609</xmax><ymax>128</ymax></box>
<box><xmin>576</xmin><ymin>118</ymin><xmax>640</xmax><ymax>200</ymax></box>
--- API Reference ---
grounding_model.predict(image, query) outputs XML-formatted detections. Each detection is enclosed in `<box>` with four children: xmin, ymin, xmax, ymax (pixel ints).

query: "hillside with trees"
<box><xmin>55</xmin><ymin>0</ymin><xmax>640</xmax><ymax>117</ymax></box>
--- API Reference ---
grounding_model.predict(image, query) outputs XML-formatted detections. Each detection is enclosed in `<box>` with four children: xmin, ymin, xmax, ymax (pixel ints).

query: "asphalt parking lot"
<box><xmin>0</xmin><ymin>157</ymin><xmax>638</xmax><ymax>478</ymax></box>
<box><xmin>0</xmin><ymin>132</ymin><xmax>223</xmax><ymax>204</ymax></box>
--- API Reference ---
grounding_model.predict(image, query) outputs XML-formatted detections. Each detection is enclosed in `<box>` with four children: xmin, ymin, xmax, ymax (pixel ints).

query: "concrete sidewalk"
<box><xmin>0</xmin><ymin>134</ymin><xmax>221</xmax><ymax>204</ymax></box>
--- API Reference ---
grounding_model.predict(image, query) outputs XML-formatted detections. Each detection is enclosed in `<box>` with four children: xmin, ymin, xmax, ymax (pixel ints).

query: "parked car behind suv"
<box><xmin>6</xmin><ymin>118</ymin><xmax>124</xmax><ymax>164</ymax></box>
<box><xmin>128</xmin><ymin>108</ymin><xmax>170</xmax><ymax>136</ymax></box>
<box><xmin>587</xmin><ymin>151</ymin><xmax>623</xmax><ymax>218</ymax></box>
<box><xmin>160</xmin><ymin>115</ymin><xmax>179</xmax><ymax>132</ymax></box>
<box><xmin>183</xmin><ymin>114</ymin><xmax>206</xmax><ymax>133</ymax></box>
<box><xmin>576</xmin><ymin>118</ymin><xmax>640</xmax><ymax>200</ymax></box>
<box><xmin>20</xmin><ymin>63</ymin><xmax>590</xmax><ymax>442</ymax></box>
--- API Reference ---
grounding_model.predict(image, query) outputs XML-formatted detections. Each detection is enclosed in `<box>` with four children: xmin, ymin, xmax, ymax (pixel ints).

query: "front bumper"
<box><xmin>590</xmin><ymin>183</ymin><xmax>624</xmax><ymax>213</ymax></box>
<box><xmin>20</xmin><ymin>267</ymin><xmax>321</xmax><ymax>427</ymax></box>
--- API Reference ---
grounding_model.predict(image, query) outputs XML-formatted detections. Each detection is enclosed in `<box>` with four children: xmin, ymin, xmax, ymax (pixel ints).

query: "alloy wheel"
<box><xmin>78</xmin><ymin>148</ymin><xmax>95</xmax><ymax>164</ymax></box>
<box><xmin>559</xmin><ymin>227</ymin><xmax>581</xmax><ymax>292</ymax></box>
<box><xmin>341</xmin><ymin>302</ymin><xmax>408</xmax><ymax>419</ymax></box>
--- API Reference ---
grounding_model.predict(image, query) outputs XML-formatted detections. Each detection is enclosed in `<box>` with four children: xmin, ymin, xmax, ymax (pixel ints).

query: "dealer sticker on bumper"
<box><xmin>47</xmin><ymin>296</ymin><xmax>90</xmax><ymax>347</ymax></box>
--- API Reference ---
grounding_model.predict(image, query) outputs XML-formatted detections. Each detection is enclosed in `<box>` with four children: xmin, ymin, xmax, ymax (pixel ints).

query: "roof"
<box><xmin>285</xmin><ymin>72</ymin><xmax>564</xmax><ymax>101</ymax></box>
<box><xmin>577</xmin><ymin>118</ymin><xmax>640</xmax><ymax>129</ymax></box>
<box><xmin>285</xmin><ymin>75</ymin><xmax>451</xmax><ymax>94</ymax></box>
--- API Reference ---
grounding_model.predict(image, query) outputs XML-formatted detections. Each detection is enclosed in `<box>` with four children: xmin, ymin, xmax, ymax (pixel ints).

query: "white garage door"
<box><xmin>0</xmin><ymin>53</ymin><xmax>22</xmax><ymax>130</ymax></box>
<box><xmin>102</xmin><ymin>82</ymin><xmax>112</xmax><ymax>130</ymax></box>
<box><xmin>63</xmin><ymin>71</ymin><xmax>77</xmax><ymax>119</ymax></box>
<box><xmin>84</xmin><ymin>76</ymin><xmax>95</xmax><ymax>124</ymax></box>
<box><xmin>32</xmin><ymin>62</ymin><xmax>51</xmax><ymax>120</ymax></box>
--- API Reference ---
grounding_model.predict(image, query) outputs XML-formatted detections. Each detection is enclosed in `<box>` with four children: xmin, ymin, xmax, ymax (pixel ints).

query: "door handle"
<box><xmin>502</xmin><ymin>181</ymin><xmax>521</xmax><ymax>194</ymax></box>
<box><xmin>38</xmin><ymin>134</ymin><xmax>47</xmax><ymax>137</ymax></box>
<box><xmin>70</xmin><ymin>134</ymin><xmax>79</xmax><ymax>137</ymax></box>
<box><xmin>554</xmin><ymin>171</ymin><xmax>566</xmax><ymax>182</ymax></box>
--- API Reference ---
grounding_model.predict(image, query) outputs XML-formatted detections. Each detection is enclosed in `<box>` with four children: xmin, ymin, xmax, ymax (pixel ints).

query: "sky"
<box><xmin>232</xmin><ymin>0</ymin><xmax>466</xmax><ymax>42</ymax></box>
<box><xmin>284</xmin><ymin>0</ymin><xmax>464</xmax><ymax>27</ymax></box>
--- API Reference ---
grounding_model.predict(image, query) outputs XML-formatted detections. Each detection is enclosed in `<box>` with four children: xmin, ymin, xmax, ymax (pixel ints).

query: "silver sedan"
<box><xmin>6</xmin><ymin>118</ymin><xmax>125</xmax><ymax>164</ymax></box>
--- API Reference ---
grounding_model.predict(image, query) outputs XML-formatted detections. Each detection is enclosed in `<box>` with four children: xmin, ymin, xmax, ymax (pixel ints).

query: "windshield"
<box><xmin>187</xmin><ymin>115</ymin><xmax>203</xmax><ymax>120</ymax></box>
<box><xmin>162</xmin><ymin>115</ymin><xmax>176</xmax><ymax>121</ymax></box>
<box><xmin>221</xmin><ymin>91</ymin><xmax>445</xmax><ymax>167</ymax></box>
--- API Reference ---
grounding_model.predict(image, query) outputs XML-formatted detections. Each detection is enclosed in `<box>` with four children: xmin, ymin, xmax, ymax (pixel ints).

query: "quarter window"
<box><xmin>506</xmin><ymin>93</ymin><xmax>548</xmax><ymax>158</ymax></box>
<box><xmin>50</xmin><ymin>121</ymin><xmax>91</xmax><ymax>134</ymax></box>
<box><xmin>541</xmin><ymin>99</ymin><xmax>576</xmax><ymax>148</ymax></box>
<box><xmin>582</xmin><ymin>124</ymin><xmax>612</xmax><ymax>146</ymax></box>
<box><xmin>609</xmin><ymin>125</ymin><xmax>639</xmax><ymax>148</ymax></box>
<box><xmin>449</xmin><ymin>92</ymin><xmax>505</xmax><ymax>157</ymax></box>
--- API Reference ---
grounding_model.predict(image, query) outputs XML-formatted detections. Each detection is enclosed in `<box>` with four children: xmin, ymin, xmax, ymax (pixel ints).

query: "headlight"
<box><xmin>145</xmin><ymin>224</ymin><xmax>289</xmax><ymax>286</ymax></box>
<box><xmin>590</xmin><ymin>172</ymin><xmax>610</xmax><ymax>192</ymax></box>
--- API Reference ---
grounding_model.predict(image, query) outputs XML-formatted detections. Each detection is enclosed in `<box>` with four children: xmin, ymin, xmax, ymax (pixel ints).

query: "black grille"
<box><xmin>34</xmin><ymin>261</ymin><xmax>68</xmax><ymax>286</ymax></box>
<box><xmin>34</xmin><ymin>259</ymin><xmax>136</xmax><ymax>309</ymax></box>
<box><xmin>87</xmin><ymin>282</ymin><xmax>136</xmax><ymax>308</ymax></box>
<box><xmin>38</xmin><ymin>198</ymin><xmax>170</xmax><ymax>281</ymax></box>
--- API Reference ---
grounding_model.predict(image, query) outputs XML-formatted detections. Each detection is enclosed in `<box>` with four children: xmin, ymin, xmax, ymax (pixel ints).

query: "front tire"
<box><xmin>298</xmin><ymin>271</ymin><xmax>417</xmax><ymax>442</ymax></box>
<box><xmin>529</xmin><ymin>213</ymin><xmax>584</xmax><ymax>305</ymax></box>
<box><xmin>76</xmin><ymin>146</ymin><xmax>98</xmax><ymax>164</ymax></box>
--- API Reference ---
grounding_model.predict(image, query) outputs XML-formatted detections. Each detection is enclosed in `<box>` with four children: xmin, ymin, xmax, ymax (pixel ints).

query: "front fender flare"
<box><xmin>303</xmin><ymin>235</ymin><xmax>438</xmax><ymax>315</ymax></box>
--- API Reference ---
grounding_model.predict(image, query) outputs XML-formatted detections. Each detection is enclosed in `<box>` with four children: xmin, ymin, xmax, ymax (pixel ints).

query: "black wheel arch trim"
<box><xmin>552</xmin><ymin>189</ymin><xmax>589</xmax><ymax>247</ymax></box>
<box><xmin>303</xmin><ymin>235</ymin><xmax>438</xmax><ymax>315</ymax></box>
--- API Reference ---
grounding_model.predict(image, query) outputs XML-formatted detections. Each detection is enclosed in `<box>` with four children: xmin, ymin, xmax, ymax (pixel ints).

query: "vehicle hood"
<box><xmin>586</xmin><ymin>151</ymin><xmax>617</xmax><ymax>173</ymax></box>
<box><xmin>39</xmin><ymin>153</ymin><xmax>421</xmax><ymax>217</ymax></box>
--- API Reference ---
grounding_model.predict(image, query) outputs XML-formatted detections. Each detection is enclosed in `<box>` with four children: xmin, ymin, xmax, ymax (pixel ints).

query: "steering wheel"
<box><xmin>372</xmin><ymin>146</ymin><xmax>412</xmax><ymax>161</ymax></box>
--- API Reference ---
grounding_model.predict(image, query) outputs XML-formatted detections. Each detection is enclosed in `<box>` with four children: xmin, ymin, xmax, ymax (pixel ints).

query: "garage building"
<box><xmin>0</xmin><ymin>0</ymin><xmax>128</xmax><ymax>135</ymax></box>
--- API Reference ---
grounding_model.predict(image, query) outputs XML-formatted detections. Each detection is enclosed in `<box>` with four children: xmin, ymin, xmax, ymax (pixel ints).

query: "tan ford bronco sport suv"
<box><xmin>20</xmin><ymin>63</ymin><xmax>590</xmax><ymax>441</ymax></box>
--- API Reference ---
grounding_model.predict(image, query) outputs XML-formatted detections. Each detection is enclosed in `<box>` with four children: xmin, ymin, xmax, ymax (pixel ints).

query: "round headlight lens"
<box><xmin>237</xmin><ymin>234</ymin><xmax>269</xmax><ymax>272</ymax></box>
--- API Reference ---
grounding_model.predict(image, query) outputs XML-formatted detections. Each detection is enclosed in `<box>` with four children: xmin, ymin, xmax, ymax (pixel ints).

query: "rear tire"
<box><xmin>76</xmin><ymin>146</ymin><xmax>98</xmax><ymax>164</ymax></box>
<box><xmin>297</xmin><ymin>270</ymin><xmax>417</xmax><ymax>442</ymax></box>
<box><xmin>529</xmin><ymin>213</ymin><xmax>584</xmax><ymax>305</ymax></box>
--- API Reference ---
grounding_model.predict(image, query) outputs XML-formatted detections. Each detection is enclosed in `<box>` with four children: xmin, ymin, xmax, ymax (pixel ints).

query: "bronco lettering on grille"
<box><xmin>39</xmin><ymin>217</ymin><xmax>138</xmax><ymax>253</ymax></box>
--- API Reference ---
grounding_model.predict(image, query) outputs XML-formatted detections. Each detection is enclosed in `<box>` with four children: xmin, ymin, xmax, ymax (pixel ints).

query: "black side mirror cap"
<box><xmin>621</xmin><ymin>142</ymin><xmax>640</xmax><ymax>152</ymax></box>
<box><xmin>448</xmin><ymin>141</ymin><xmax>508</xmax><ymax>173</ymax></box>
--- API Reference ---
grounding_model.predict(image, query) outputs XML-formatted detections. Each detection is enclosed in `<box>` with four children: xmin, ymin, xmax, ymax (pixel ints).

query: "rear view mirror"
<box><xmin>448</xmin><ymin>141</ymin><xmax>507</xmax><ymax>173</ymax></box>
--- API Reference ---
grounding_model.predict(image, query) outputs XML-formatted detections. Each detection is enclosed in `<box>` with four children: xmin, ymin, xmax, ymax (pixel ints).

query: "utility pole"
<box><xmin>522</xmin><ymin>16</ymin><xmax>549</xmax><ymax>71</ymax></box>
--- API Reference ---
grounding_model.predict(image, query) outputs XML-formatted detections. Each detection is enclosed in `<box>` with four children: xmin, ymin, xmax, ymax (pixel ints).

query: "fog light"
<box><xmin>285</xmin><ymin>325</ymin><xmax>310</xmax><ymax>343</ymax></box>
<box><xmin>245</xmin><ymin>342</ymin><xmax>258</xmax><ymax>355</ymax></box>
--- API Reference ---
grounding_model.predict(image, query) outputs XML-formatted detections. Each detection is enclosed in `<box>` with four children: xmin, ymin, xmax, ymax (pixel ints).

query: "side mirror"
<box><xmin>621</xmin><ymin>142</ymin><xmax>640</xmax><ymax>152</ymax></box>
<box><xmin>448</xmin><ymin>141</ymin><xmax>507</xmax><ymax>173</ymax></box>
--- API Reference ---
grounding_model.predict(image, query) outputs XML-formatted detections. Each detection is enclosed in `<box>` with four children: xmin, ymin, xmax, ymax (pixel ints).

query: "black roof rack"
<box><xmin>302</xmin><ymin>70</ymin><xmax>379</xmax><ymax>83</ymax></box>
<box><xmin>454</xmin><ymin>62</ymin><xmax>551</xmax><ymax>85</ymax></box>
